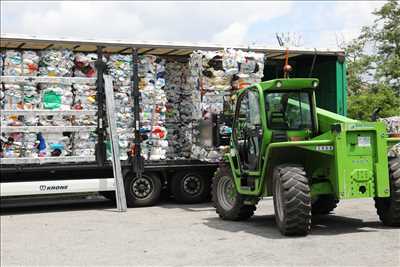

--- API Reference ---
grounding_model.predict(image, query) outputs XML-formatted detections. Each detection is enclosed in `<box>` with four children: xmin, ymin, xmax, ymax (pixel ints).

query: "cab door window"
<box><xmin>233</xmin><ymin>89</ymin><xmax>262</xmax><ymax>171</ymax></box>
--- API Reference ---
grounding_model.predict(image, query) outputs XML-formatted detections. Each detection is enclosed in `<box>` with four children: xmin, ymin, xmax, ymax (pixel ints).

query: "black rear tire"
<box><xmin>125</xmin><ymin>172</ymin><xmax>162</xmax><ymax>207</ymax></box>
<box><xmin>312</xmin><ymin>194</ymin><xmax>338</xmax><ymax>215</ymax></box>
<box><xmin>171</xmin><ymin>171</ymin><xmax>210</xmax><ymax>204</ymax></box>
<box><xmin>273</xmin><ymin>164</ymin><xmax>311</xmax><ymax>236</ymax></box>
<box><xmin>374</xmin><ymin>156</ymin><xmax>400</xmax><ymax>226</ymax></box>
<box><xmin>212</xmin><ymin>164</ymin><xmax>256</xmax><ymax>221</ymax></box>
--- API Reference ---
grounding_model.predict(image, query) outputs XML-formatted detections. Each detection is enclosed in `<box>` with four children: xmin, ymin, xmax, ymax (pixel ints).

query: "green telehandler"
<box><xmin>212</xmin><ymin>77</ymin><xmax>400</xmax><ymax>236</ymax></box>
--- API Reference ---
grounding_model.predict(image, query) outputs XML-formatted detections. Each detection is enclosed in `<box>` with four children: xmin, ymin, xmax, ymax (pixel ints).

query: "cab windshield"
<box><xmin>265</xmin><ymin>91</ymin><xmax>313</xmax><ymax>130</ymax></box>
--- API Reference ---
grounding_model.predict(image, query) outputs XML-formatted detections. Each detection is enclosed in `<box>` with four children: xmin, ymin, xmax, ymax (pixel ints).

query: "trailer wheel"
<box><xmin>273</xmin><ymin>164</ymin><xmax>311</xmax><ymax>236</ymax></box>
<box><xmin>312</xmin><ymin>194</ymin><xmax>338</xmax><ymax>215</ymax></box>
<box><xmin>374</xmin><ymin>156</ymin><xmax>400</xmax><ymax>226</ymax></box>
<box><xmin>212</xmin><ymin>164</ymin><xmax>256</xmax><ymax>221</ymax></box>
<box><xmin>125</xmin><ymin>172</ymin><xmax>161</xmax><ymax>207</ymax></box>
<box><xmin>171</xmin><ymin>171</ymin><xmax>210</xmax><ymax>204</ymax></box>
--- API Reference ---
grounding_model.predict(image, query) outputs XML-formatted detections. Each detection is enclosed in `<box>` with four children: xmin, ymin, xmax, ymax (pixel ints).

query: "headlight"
<box><xmin>276</xmin><ymin>81</ymin><xmax>283</xmax><ymax>88</ymax></box>
<box><xmin>312</xmin><ymin>81</ymin><xmax>319</xmax><ymax>88</ymax></box>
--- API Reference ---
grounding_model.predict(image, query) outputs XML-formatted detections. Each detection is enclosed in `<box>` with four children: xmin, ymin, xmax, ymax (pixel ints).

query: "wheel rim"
<box><xmin>182</xmin><ymin>175</ymin><xmax>202</xmax><ymax>196</ymax></box>
<box><xmin>131</xmin><ymin>177</ymin><xmax>153</xmax><ymax>199</ymax></box>
<box><xmin>275</xmin><ymin>176</ymin><xmax>284</xmax><ymax>220</ymax></box>
<box><xmin>217</xmin><ymin>176</ymin><xmax>237</xmax><ymax>210</ymax></box>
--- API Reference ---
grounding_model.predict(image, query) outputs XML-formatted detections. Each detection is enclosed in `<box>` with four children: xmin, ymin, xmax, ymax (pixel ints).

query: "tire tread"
<box><xmin>375</xmin><ymin>156</ymin><xmax>400</xmax><ymax>226</ymax></box>
<box><xmin>212</xmin><ymin>164</ymin><xmax>256</xmax><ymax>221</ymax></box>
<box><xmin>274</xmin><ymin>165</ymin><xmax>311</xmax><ymax>236</ymax></box>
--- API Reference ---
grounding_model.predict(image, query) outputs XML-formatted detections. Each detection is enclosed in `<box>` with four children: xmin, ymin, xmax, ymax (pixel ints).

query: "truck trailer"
<box><xmin>0</xmin><ymin>34</ymin><xmax>348</xmax><ymax>207</ymax></box>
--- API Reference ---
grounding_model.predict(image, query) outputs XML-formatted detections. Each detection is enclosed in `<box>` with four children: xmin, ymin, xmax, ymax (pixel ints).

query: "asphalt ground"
<box><xmin>1</xmin><ymin>196</ymin><xmax>399</xmax><ymax>266</ymax></box>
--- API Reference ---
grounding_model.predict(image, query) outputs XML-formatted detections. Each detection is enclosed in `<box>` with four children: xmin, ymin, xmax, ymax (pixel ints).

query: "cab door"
<box><xmin>232</xmin><ymin>89</ymin><xmax>262</xmax><ymax>173</ymax></box>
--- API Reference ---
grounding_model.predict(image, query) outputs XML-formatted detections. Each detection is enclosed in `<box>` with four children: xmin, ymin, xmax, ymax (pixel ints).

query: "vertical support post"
<box><xmin>95</xmin><ymin>46</ymin><xmax>106</xmax><ymax>166</ymax></box>
<box><xmin>0</xmin><ymin>50</ymin><xmax>5</xmax><ymax>76</ymax></box>
<box><xmin>1</xmin><ymin>51</ymin><xmax>6</xmax><ymax>112</ymax></box>
<box><xmin>131</xmin><ymin>48</ymin><xmax>144</xmax><ymax>178</ymax></box>
<box><xmin>1</xmin><ymin>50</ymin><xmax>6</xmax><ymax>106</ymax></box>
<box><xmin>336</xmin><ymin>55</ymin><xmax>347</xmax><ymax>116</ymax></box>
<box><xmin>104</xmin><ymin>75</ymin><xmax>127</xmax><ymax>212</ymax></box>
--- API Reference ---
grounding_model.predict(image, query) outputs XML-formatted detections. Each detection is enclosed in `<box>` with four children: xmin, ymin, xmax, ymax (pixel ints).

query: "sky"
<box><xmin>1</xmin><ymin>1</ymin><xmax>386</xmax><ymax>49</ymax></box>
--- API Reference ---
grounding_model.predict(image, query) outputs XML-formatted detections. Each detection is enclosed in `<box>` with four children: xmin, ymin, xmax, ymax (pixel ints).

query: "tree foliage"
<box><xmin>345</xmin><ymin>0</ymin><xmax>400</xmax><ymax>120</ymax></box>
<box><xmin>348</xmin><ymin>85</ymin><xmax>400</xmax><ymax>120</ymax></box>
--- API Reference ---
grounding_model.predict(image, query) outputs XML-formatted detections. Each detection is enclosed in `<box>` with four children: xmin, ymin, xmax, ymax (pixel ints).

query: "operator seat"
<box><xmin>269</xmin><ymin>111</ymin><xmax>289</xmax><ymax>129</ymax></box>
<box><xmin>269</xmin><ymin>112</ymin><xmax>289</xmax><ymax>142</ymax></box>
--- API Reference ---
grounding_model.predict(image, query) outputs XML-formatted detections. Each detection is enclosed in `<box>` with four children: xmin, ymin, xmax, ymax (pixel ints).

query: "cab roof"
<box><xmin>259</xmin><ymin>78</ymin><xmax>319</xmax><ymax>91</ymax></box>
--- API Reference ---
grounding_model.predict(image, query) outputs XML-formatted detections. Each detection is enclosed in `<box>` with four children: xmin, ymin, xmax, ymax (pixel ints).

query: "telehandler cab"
<box><xmin>212</xmin><ymin>78</ymin><xmax>400</xmax><ymax>236</ymax></box>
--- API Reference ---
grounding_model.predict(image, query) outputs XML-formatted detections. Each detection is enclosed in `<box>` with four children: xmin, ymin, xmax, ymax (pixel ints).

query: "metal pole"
<box><xmin>309</xmin><ymin>48</ymin><xmax>318</xmax><ymax>78</ymax></box>
<box><xmin>131</xmin><ymin>48</ymin><xmax>144</xmax><ymax>178</ymax></box>
<box><xmin>95</xmin><ymin>46</ymin><xmax>106</xmax><ymax>166</ymax></box>
<box><xmin>104</xmin><ymin>75</ymin><xmax>127</xmax><ymax>212</ymax></box>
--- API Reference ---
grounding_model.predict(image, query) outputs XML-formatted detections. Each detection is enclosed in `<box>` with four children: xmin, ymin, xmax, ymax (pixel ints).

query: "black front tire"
<box><xmin>212</xmin><ymin>164</ymin><xmax>256</xmax><ymax>221</ymax></box>
<box><xmin>374</xmin><ymin>156</ymin><xmax>400</xmax><ymax>226</ymax></box>
<box><xmin>312</xmin><ymin>194</ymin><xmax>338</xmax><ymax>215</ymax></box>
<box><xmin>125</xmin><ymin>172</ymin><xmax>162</xmax><ymax>207</ymax></box>
<box><xmin>171</xmin><ymin>171</ymin><xmax>210</xmax><ymax>204</ymax></box>
<box><xmin>273</xmin><ymin>164</ymin><xmax>311</xmax><ymax>236</ymax></box>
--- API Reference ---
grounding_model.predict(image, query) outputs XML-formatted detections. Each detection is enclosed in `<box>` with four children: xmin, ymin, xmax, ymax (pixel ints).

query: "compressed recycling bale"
<box><xmin>1</xmin><ymin>84</ymin><xmax>23</xmax><ymax>110</ymax></box>
<box><xmin>39</xmin><ymin>84</ymin><xmax>73</xmax><ymax>110</ymax></box>
<box><xmin>0</xmin><ymin>132</ymin><xmax>24</xmax><ymax>158</ymax></box>
<box><xmin>380</xmin><ymin>116</ymin><xmax>400</xmax><ymax>157</ymax></box>
<box><xmin>22</xmin><ymin>84</ymin><xmax>40</xmax><ymax>110</ymax></box>
<box><xmin>37</xmin><ymin>84</ymin><xmax>74</xmax><ymax>127</ymax></box>
<box><xmin>72</xmin><ymin>84</ymin><xmax>97</xmax><ymax>110</ymax></box>
<box><xmin>188</xmin><ymin>49</ymin><xmax>265</xmax><ymax>162</ymax></box>
<box><xmin>0</xmin><ymin>84</ymin><xmax>26</xmax><ymax>131</ymax></box>
<box><xmin>234</xmin><ymin>50</ymin><xmax>265</xmax><ymax>90</ymax></box>
<box><xmin>107</xmin><ymin>54</ymin><xmax>132</xmax><ymax>85</ymax></box>
<box><xmin>3</xmin><ymin>50</ymin><xmax>22</xmax><ymax>76</ymax></box>
<box><xmin>1</xmin><ymin>133</ymin><xmax>42</xmax><ymax>159</ymax></box>
<box><xmin>39</xmin><ymin>49</ymin><xmax>74</xmax><ymax>77</ymax></box>
<box><xmin>41</xmin><ymin>133</ymin><xmax>71</xmax><ymax>157</ymax></box>
<box><xmin>138</xmin><ymin>55</ymin><xmax>167</xmax><ymax>161</ymax></box>
<box><xmin>22</xmin><ymin>51</ymin><xmax>40</xmax><ymax>76</ymax></box>
<box><xmin>380</xmin><ymin>116</ymin><xmax>400</xmax><ymax>135</ymax></box>
<box><xmin>73</xmin><ymin>53</ymin><xmax>98</xmax><ymax>78</ymax></box>
<box><xmin>23</xmin><ymin>133</ymin><xmax>39</xmax><ymax>158</ymax></box>
<box><xmin>72</xmin><ymin>83</ymin><xmax>97</xmax><ymax>127</ymax></box>
<box><xmin>164</xmin><ymin>60</ymin><xmax>194</xmax><ymax>159</ymax></box>
<box><xmin>72</xmin><ymin>132</ymin><xmax>97</xmax><ymax>157</ymax></box>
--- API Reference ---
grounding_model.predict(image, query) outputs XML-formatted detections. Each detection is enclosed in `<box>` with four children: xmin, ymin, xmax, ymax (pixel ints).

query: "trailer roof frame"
<box><xmin>0</xmin><ymin>34</ymin><xmax>344</xmax><ymax>59</ymax></box>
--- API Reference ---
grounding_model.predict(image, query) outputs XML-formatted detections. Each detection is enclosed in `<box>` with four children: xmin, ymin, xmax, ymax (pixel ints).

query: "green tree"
<box><xmin>348</xmin><ymin>86</ymin><xmax>400</xmax><ymax>120</ymax></box>
<box><xmin>345</xmin><ymin>0</ymin><xmax>400</xmax><ymax>120</ymax></box>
